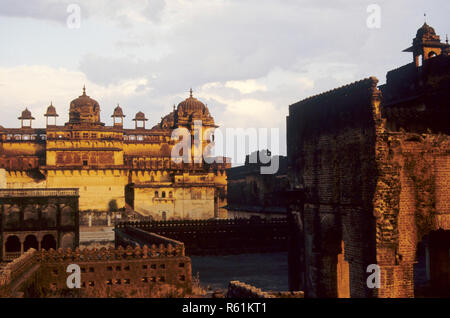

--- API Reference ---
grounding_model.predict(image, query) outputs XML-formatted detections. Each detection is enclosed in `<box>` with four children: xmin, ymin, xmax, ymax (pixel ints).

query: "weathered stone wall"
<box><xmin>287</xmin><ymin>53</ymin><xmax>450</xmax><ymax>298</ymax></box>
<box><xmin>226</xmin><ymin>151</ymin><xmax>288</xmax><ymax>218</ymax></box>
<box><xmin>116</xmin><ymin>218</ymin><xmax>288</xmax><ymax>255</ymax></box>
<box><xmin>374</xmin><ymin>133</ymin><xmax>450</xmax><ymax>297</ymax></box>
<box><xmin>287</xmin><ymin>78</ymin><xmax>380</xmax><ymax>298</ymax></box>
<box><xmin>0</xmin><ymin>245</ymin><xmax>193</xmax><ymax>298</ymax></box>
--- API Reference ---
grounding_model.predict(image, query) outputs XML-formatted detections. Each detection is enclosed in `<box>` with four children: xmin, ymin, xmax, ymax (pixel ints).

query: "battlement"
<box><xmin>39</xmin><ymin>244</ymin><xmax>186</xmax><ymax>263</ymax></box>
<box><xmin>0</xmin><ymin>188</ymin><xmax>79</xmax><ymax>198</ymax></box>
<box><xmin>288</xmin><ymin>77</ymin><xmax>381</xmax><ymax>139</ymax></box>
<box><xmin>116</xmin><ymin>218</ymin><xmax>288</xmax><ymax>255</ymax></box>
<box><xmin>0</xmin><ymin>249</ymin><xmax>38</xmax><ymax>290</ymax></box>
<box><xmin>1</xmin><ymin>243</ymin><xmax>192</xmax><ymax>297</ymax></box>
<box><xmin>290</xmin><ymin>77</ymin><xmax>379</xmax><ymax>109</ymax></box>
<box><xmin>116</xmin><ymin>217</ymin><xmax>287</xmax><ymax>229</ymax></box>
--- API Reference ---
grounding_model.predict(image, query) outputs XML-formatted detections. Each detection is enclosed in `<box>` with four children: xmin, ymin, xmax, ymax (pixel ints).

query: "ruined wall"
<box><xmin>287</xmin><ymin>78</ymin><xmax>381</xmax><ymax>297</ymax></box>
<box><xmin>37</xmin><ymin>245</ymin><xmax>192</xmax><ymax>298</ymax></box>
<box><xmin>0</xmin><ymin>245</ymin><xmax>193</xmax><ymax>298</ymax></box>
<box><xmin>374</xmin><ymin>133</ymin><xmax>450</xmax><ymax>297</ymax></box>
<box><xmin>287</xmin><ymin>55</ymin><xmax>450</xmax><ymax>298</ymax></box>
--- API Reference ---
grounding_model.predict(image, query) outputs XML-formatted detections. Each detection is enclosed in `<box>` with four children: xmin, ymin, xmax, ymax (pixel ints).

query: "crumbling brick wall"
<box><xmin>287</xmin><ymin>56</ymin><xmax>450</xmax><ymax>298</ymax></box>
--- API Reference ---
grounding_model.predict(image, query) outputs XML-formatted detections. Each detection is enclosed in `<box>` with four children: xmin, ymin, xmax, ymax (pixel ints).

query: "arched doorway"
<box><xmin>41</xmin><ymin>234</ymin><xmax>56</xmax><ymax>251</ymax></box>
<box><xmin>5</xmin><ymin>235</ymin><xmax>21</xmax><ymax>253</ymax></box>
<box><xmin>60</xmin><ymin>233</ymin><xmax>74</xmax><ymax>249</ymax></box>
<box><xmin>23</xmin><ymin>235</ymin><xmax>39</xmax><ymax>251</ymax></box>
<box><xmin>414</xmin><ymin>230</ymin><xmax>450</xmax><ymax>297</ymax></box>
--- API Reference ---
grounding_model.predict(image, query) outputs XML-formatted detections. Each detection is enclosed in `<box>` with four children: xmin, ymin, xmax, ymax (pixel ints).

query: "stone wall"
<box><xmin>116</xmin><ymin>218</ymin><xmax>288</xmax><ymax>255</ymax></box>
<box><xmin>287</xmin><ymin>54</ymin><xmax>450</xmax><ymax>298</ymax></box>
<box><xmin>0</xmin><ymin>244</ymin><xmax>193</xmax><ymax>298</ymax></box>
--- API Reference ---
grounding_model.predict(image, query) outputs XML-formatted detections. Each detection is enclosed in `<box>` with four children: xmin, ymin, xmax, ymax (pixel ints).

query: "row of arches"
<box><xmin>5</xmin><ymin>234</ymin><xmax>56</xmax><ymax>253</ymax></box>
<box><xmin>2</xmin><ymin>204</ymin><xmax>74</xmax><ymax>228</ymax></box>
<box><xmin>4</xmin><ymin>233</ymin><xmax>75</xmax><ymax>255</ymax></box>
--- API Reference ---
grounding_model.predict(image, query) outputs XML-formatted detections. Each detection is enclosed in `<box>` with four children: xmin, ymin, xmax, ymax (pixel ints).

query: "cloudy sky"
<box><xmin>0</xmin><ymin>0</ymin><xmax>448</xmax><ymax>162</ymax></box>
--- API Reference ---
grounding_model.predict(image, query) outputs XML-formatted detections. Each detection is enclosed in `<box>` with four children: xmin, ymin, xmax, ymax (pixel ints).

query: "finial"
<box><xmin>173</xmin><ymin>104</ymin><xmax>176</xmax><ymax>111</ymax></box>
<box><xmin>424</xmin><ymin>13</ymin><xmax>427</xmax><ymax>24</ymax></box>
<box><xmin>446</xmin><ymin>34</ymin><xmax>449</xmax><ymax>44</ymax></box>
<box><xmin>189</xmin><ymin>88</ymin><xmax>193</xmax><ymax>97</ymax></box>
<box><xmin>50</xmin><ymin>101</ymin><xmax>53</xmax><ymax>106</ymax></box>
<box><xmin>82</xmin><ymin>85</ymin><xmax>86</xmax><ymax>95</ymax></box>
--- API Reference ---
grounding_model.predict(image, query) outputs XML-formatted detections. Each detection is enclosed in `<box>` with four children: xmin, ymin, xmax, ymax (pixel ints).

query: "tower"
<box><xmin>403</xmin><ymin>23</ymin><xmax>450</xmax><ymax>66</ymax></box>
<box><xmin>44</xmin><ymin>102</ymin><xmax>59</xmax><ymax>127</ymax></box>
<box><xmin>132</xmin><ymin>111</ymin><xmax>148</xmax><ymax>129</ymax></box>
<box><xmin>111</xmin><ymin>104</ymin><xmax>126</xmax><ymax>128</ymax></box>
<box><xmin>18</xmin><ymin>108</ymin><xmax>34</xmax><ymax>128</ymax></box>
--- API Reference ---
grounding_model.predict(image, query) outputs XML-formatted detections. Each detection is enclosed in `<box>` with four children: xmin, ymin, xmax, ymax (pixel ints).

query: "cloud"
<box><xmin>0</xmin><ymin>65</ymin><xmax>155</xmax><ymax>129</ymax></box>
<box><xmin>0</xmin><ymin>0</ymin><xmax>87</xmax><ymax>24</ymax></box>
<box><xmin>2</xmin><ymin>0</ymin><xmax>450</xmax><ymax>160</ymax></box>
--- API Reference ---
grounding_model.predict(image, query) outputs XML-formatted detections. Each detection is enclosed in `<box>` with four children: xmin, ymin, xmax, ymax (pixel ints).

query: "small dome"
<box><xmin>112</xmin><ymin>104</ymin><xmax>125</xmax><ymax>118</ymax></box>
<box><xmin>44</xmin><ymin>102</ymin><xmax>58</xmax><ymax>117</ymax></box>
<box><xmin>133</xmin><ymin>111</ymin><xmax>148</xmax><ymax>121</ymax></box>
<box><xmin>177</xmin><ymin>89</ymin><xmax>207</xmax><ymax>114</ymax></box>
<box><xmin>18</xmin><ymin>107</ymin><xmax>34</xmax><ymax>120</ymax></box>
<box><xmin>416</xmin><ymin>23</ymin><xmax>439</xmax><ymax>41</ymax></box>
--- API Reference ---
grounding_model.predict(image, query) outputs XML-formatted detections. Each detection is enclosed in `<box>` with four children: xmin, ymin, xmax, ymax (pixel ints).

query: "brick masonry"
<box><xmin>287</xmin><ymin>52</ymin><xmax>450</xmax><ymax>298</ymax></box>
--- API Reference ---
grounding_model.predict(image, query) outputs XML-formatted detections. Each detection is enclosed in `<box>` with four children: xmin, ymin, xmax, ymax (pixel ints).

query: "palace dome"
<box><xmin>177</xmin><ymin>89</ymin><xmax>207</xmax><ymax>114</ymax></box>
<box><xmin>69</xmin><ymin>86</ymin><xmax>101</xmax><ymax>123</ymax></box>
<box><xmin>416</xmin><ymin>23</ymin><xmax>436</xmax><ymax>38</ymax></box>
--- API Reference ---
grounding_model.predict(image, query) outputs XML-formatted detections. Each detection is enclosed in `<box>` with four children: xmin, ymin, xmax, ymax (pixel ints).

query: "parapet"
<box><xmin>39</xmin><ymin>244</ymin><xmax>185</xmax><ymax>263</ymax></box>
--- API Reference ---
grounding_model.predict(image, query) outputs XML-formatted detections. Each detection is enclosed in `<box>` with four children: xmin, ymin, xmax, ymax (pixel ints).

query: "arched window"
<box><xmin>61</xmin><ymin>233</ymin><xmax>74</xmax><ymax>249</ymax></box>
<box><xmin>162</xmin><ymin>211</ymin><xmax>167</xmax><ymax>221</ymax></box>
<box><xmin>162</xmin><ymin>191</ymin><xmax>166</xmax><ymax>198</ymax></box>
<box><xmin>61</xmin><ymin>206</ymin><xmax>74</xmax><ymax>226</ymax></box>
<box><xmin>169</xmin><ymin>191</ymin><xmax>173</xmax><ymax>198</ymax></box>
<box><xmin>155</xmin><ymin>191</ymin><xmax>159</xmax><ymax>198</ymax></box>
<box><xmin>41</xmin><ymin>234</ymin><xmax>56</xmax><ymax>251</ymax></box>
<box><xmin>24</xmin><ymin>235</ymin><xmax>38</xmax><ymax>251</ymax></box>
<box><xmin>23</xmin><ymin>205</ymin><xmax>38</xmax><ymax>228</ymax></box>
<box><xmin>4</xmin><ymin>205</ymin><xmax>20</xmax><ymax>229</ymax></box>
<box><xmin>428</xmin><ymin>51</ymin><xmax>437</xmax><ymax>58</ymax></box>
<box><xmin>42</xmin><ymin>205</ymin><xmax>57</xmax><ymax>227</ymax></box>
<box><xmin>5</xmin><ymin>236</ymin><xmax>21</xmax><ymax>253</ymax></box>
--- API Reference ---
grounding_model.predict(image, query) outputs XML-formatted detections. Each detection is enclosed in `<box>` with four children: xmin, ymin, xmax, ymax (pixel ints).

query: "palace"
<box><xmin>0</xmin><ymin>88</ymin><xmax>229</xmax><ymax>220</ymax></box>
